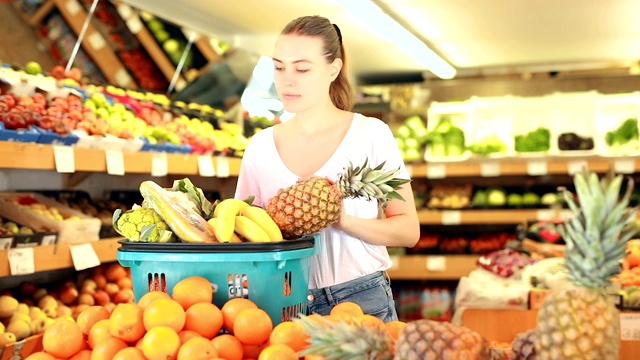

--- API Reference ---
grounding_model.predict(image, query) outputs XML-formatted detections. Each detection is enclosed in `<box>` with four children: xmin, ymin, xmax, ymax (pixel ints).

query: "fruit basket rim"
<box><xmin>117</xmin><ymin>235</ymin><xmax>317</xmax><ymax>253</ymax></box>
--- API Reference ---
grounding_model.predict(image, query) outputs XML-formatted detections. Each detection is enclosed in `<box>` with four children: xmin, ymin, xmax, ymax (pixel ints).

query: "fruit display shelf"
<box><xmin>0</xmin><ymin>236</ymin><xmax>122</xmax><ymax>277</ymax></box>
<box><xmin>386</xmin><ymin>254</ymin><xmax>480</xmax><ymax>280</ymax></box>
<box><xmin>0</xmin><ymin>141</ymin><xmax>242</xmax><ymax>175</ymax></box>
<box><xmin>461</xmin><ymin>308</ymin><xmax>640</xmax><ymax>358</ymax></box>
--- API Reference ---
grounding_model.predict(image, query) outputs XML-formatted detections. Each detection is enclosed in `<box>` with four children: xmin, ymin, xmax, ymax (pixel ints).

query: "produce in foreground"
<box><xmin>535</xmin><ymin>169</ymin><xmax>638</xmax><ymax>359</ymax></box>
<box><xmin>267</xmin><ymin>158</ymin><xmax>409</xmax><ymax>239</ymax></box>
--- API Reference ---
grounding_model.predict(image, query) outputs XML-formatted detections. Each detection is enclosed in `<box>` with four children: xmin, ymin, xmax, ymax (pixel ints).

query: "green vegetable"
<box><xmin>605</xmin><ymin>118</ymin><xmax>638</xmax><ymax>147</ymax></box>
<box><xmin>469</xmin><ymin>135</ymin><xmax>507</xmax><ymax>155</ymax></box>
<box><xmin>515</xmin><ymin>127</ymin><xmax>551</xmax><ymax>152</ymax></box>
<box><xmin>426</xmin><ymin>118</ymin><xmax>466</xmax><ymax>157</ymax></box>
<box><xmin>171</xmin><ymin>178</ymin><xmax>215</xmax><ymax>219</ymax></box>
<box><xmin>113</xmin><ymin>206</ymin><xmax>174</xmax><ymax>242</ymax></box>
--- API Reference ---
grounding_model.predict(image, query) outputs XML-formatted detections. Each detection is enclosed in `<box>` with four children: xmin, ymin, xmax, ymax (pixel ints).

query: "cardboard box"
<box><xmin>528</xmin><ymin>288</ymin><xmax>551</xmax><ymax>310</ymax></box>
<box><xmin>0</xmin><ymin>334</ymin><xmax>43</xmax><ymax>360</ymax></box>
<box><xmin>0</xmin><ymin>193</ymin><xmax>100</xmax><ymax>245</ymax></box>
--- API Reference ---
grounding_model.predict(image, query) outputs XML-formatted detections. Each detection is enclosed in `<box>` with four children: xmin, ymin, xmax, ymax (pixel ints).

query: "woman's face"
<box><xmin>273</xmin><ymin>34</ymin><xmax>340</xmax><ymax>114</ymax></box>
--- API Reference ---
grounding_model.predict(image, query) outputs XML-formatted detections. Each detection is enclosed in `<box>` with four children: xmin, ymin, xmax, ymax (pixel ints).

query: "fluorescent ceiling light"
<box><xmin>337</xmin><ymin>0</ymin><xmax>456</xmax><ymax>79</ymax></box>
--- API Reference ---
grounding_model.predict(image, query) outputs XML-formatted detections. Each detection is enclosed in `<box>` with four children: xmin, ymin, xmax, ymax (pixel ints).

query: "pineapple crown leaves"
<box><xmin>337</xmin><ymin>157</ymin><xmax>411</xmax><ymax>208</ymax></box>
<box><xmin>560</xmin><ymin>169</ymin><xmax>639</xmax><ymax>288</ymax></box>
<box><xmin>293</xmin><ymin>314</ymin><xmax>395</xmax><ymax>360</ymax></box>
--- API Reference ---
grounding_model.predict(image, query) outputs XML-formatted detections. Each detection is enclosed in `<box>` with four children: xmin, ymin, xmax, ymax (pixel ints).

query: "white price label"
<box><xmin>216</xmin><ymin>157</ymin><xmax>230</xmax><ymax>178</ymax></box>
<box><xmin>114</xmin><ymin>69</ymin><xmax>132</xmax><ymax>88</ymax></box>
<box><xmin>389</xmin><ymin>255</ymin><xmax>400</xmax><ymax>270</ymax></box>
<box><xmin>151</xmin><ymin>152</ymin><xmax>168</xmax><ymax>177</ymax></box>
<box><xmin>116</xmin><ymin>4</ymin><xmax>133</xmax><ymax>19</ymax></box>
<box><xmin>441</xmin><ymin>210</ymin><xmax>462</xmax><ymax>225</ymax></box>
<box><xmin>198</xmin><ymin>156</ymin><xmax>215</xmax><ymax>177</ymax></box>
<box><xmin>125</xmin><ymin>17</ymin><xmax>143</xmax><ymax>34</ymax></box>
<box><xmin>567</xmin><ymin>160</ymin><xmax>588</xmax><ymax>175</ymax></box>
<box><xmin>105</xmin><ymin>149</ymin><xmax>125</xmax><ymax>176</ymax></box>
<box><xmin>426</xmin><ymin>164</ymin><xmax>446</xmax><ymax>179</ymax></box>
<box><xmin>8</xmin><ymin>248</ymin><xmax>35</xmax><ymax>275</ymax></box>
<box><xmin>0</xmin><ymin>237</ymin><xmax>12</xmax><ymax>250</ymax></box>
<box><xmin>69</xmin><ymin>243</ymin><xmax>101</xmax><ymax>271</ymax></box>
<box><xmin>41</xmin><ymin>235</ymin><xmax>57</xmax><ymax>246</ymax></box>
<box><xmin>620</xmin><ymin>313</ymin><xmax>640</xmax><ymax>341</ymax></box>
<box><xmin>527</xmin><ymin>160</ymin><xmax>548</xmax><ymax>176</ymax></box>
<box><xmin>480</xmin><ymin>162</ymin><xmax>500</xmax><ymax>177</ymax></box>
<box><xmin>53</xmin><ymin>145</ymin><xmax>75</xmax><ymax>173</ymax></box>
<box><xmin>614</xmin><ymin>159</ymin><xmax>636</xmax><ymax>174</ymax></box>
<box><xmin>175</xmin><ymin>79</ymin><xmax>188</xmax><ymax>91</ymax></box>
<box><xmin>87</xmin><ymin>32</ymin><xmax>106</xmax><ymax>51</ymax></box>
<box><xmin>426</xmin><ymin>256</ymin><xmax>446</xmax><ymax>272</ymax></box>
<box><xmin>65</xmin><ymin>0</ymin><xmax>81</xmax><ymax>16</ymax></box>
<box><xmin>536</xmin><ymin>209</ymin><xmax>556</xmax><ymax>221</ymax></box>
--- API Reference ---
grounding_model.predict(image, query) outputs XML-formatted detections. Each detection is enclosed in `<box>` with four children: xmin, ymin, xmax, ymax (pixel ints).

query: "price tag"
<box><xmin>125</xmin><ymin>17</ymin><xmax>143</xmax><ymax>34</ymax></box>
<box><xmin>441</xmin><ymin>210</ymin><xmax>462</xmax><ymax>225</ymax></box>
<box><xmin>620</xmin><ymin>313</ymin><xmax>640</xmax><ymax>341</ymax></box>
<box><xmin>151</xmin><ymin>152</ymin><xmax>168</xmax><ymax>177</ymax></box>
<box><xmin>41</xmin><ymin>235</ymin><xmax>57</xmax><ymax>246</ymax></box>
<box><xmin>480</xmin><ymin>162</ymin><xmax>500</xmax><ymax>177</ymax></box>
<box><xmin>114</xmin><ymin>69</ymin><xmax>132</xmax><ymax>88</ymax></box>
<box><xmin>527</xmin><ymin>160</ymin><xmax>548</xmax><ymax>176</ymax></box>
<box><xmin>116</xmin><ymin>4</ymin><xmax>133</xmax><ymax>19</ymax></box>
<box><xmin>567</xmin><ymin>160</ymin><xmax>588</xmax><ymax>175</ymax></box>
<box><xmin>8</xmin><ymin>248</ymin><xmax>35</xmax><ymax>275</ymax></box>
<box><xmin>614</xmin><ymin>159</ymin><xmax>636</xmax><ymax>174</ymax></box>
<box><xmin>198</xmin><ymin>156</ymin><xmax>215</xmax><ymax>177</ymax></box>
<box><xmin>389</xmin><ymin>255</ymin><xmax>400</xmax><ymax>270</ymax></box>
<box><xmin>0</xmin><ymin>237</ymin><xmax>12</xmax><ymax>250</ymax></box>
<box><xmin>69</xmin><ymin>243</ymin><xmax>101</xmax><ymax>271</ymax></box>
<box><xmin>175</xmin><ymin>79</ymin><xmax>188</xmax><ymax>91</ymax></box>
<box><xmin>87</xmin><ymin>32</ymin><xmax>106</xmax><ymax>51</ymax></box>
<box><xmin>105</xmin><ymin>149</ymin><xmax>125</xmax><ymax>176</ymax></box>
<box><xmin>426</xmin><ymin>256</ymin><xmax>446</xmax><ymax>272</ymax></box>
<box><xmin>426</xmin><ymin>164</ymin><xmax>446</xmax><ymax>179</ymax></box>
<box><xmin>536</xmin><ymin>209</ymin><xmax>556</xmax><ymax>221</ymax></box>
<box><xmin>405</xmin><ymin>164</ymin><xmax>414</xmax><ymax>178</ymax></box>
<box><xmin>53</xmin><ymin>145</ymin><xmax>75</xmax><ymax>173</ymax></box>
<box><xmin>216</xmin><ymin>157</ymin><xmax>230</xmax><ymax>178</ymax></box>
<box><xmin>65</xmin><ymin>0</ymin><xmax>81</xmax><ymax>16</ymax></box>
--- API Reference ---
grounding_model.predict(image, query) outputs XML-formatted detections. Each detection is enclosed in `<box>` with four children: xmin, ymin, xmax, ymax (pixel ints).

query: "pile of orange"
<box><xmin>24</xmin><ymin>275</ymin><xmax>407</xmax><ymax>360</ymax></box>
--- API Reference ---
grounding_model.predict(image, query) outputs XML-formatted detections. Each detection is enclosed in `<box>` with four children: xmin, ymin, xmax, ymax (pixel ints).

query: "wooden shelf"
<box><xmin>387</xmin><ymin>254</ymin><xmax>479</xmax><ymax>280</ymax></box>
<box><xmin>194</xmin><ymin>37</ymin><xmax>221</xmax><ymax>63</ymax></box>
<box><xmin>11</xmin><ymin>0</ymin><xmax>55</xmax><ymax>27</ymax></box>
<box><xmin>407</xmin><ymin>156</ymin><xmax>639</xmax><ymax>179</ymax></box>
<box><xmin>52</xmin><ymin>0</ymin><xmax>137</xmax><ymax>89</ymax></box>
<box><xmin>0</xmin><ymin>237</ymin><xmax>122</xmax><ymax>278</ymax></box>
<box><xmin>417</xmin><ymin>208</ymin><xmax>574</xmax><ymax>225</ymax></box>
<box><xmin>0</xmin><ymin>141</ymin><xmax>242</xmax><ymax>176</ymax></box>
<box><xmin>461</xmin><ymin>308</ymin><xmax>639</xmax><ymax>358</ymax></box>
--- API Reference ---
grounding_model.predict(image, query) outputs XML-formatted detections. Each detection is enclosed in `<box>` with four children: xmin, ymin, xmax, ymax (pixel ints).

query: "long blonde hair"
<box><xmin>281</xmin><ymin>16</ymin><xmax>354</xmax><ymax>111</ymax></box>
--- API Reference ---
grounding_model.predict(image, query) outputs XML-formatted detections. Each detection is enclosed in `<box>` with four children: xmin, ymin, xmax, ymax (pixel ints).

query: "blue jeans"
<box><xmin>307</xmin><ymin>271</ymin><xmax>398</xmax><ymax>323</ymax></box>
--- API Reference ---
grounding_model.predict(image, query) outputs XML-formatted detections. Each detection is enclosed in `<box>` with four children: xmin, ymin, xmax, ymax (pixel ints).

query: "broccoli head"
<box><xmin>113</xmin><ymin>207</ymin><xmax>174</xmax><ymax>242</ymax></box>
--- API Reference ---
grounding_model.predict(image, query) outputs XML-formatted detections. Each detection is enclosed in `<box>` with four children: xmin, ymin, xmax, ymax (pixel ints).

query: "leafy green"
<box><xmin>171</xmin><ymin>178</ymin><xmax>214</xmax><ymax>220</ymax></box>
<box><xmin>515</xmin><ymin>127</ymin><xmax>551</xmax><ymax>152</ymax></box>
<box><xmin>605</xmin><ymin>118</ymin><xmax>638</xmax><ymax>147</ymax></box>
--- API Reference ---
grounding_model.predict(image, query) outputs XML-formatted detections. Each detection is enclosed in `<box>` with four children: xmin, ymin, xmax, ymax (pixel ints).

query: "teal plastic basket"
<box><xmin>117</xmin><ymin>235</ymin><xmax>319</xmax><ymax>326</ymax></box>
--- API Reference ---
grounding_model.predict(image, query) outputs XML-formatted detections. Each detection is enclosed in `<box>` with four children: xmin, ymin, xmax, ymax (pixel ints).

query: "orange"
<box><xmin>171</xmin><ymin>276</ymin><xmax>213</xmax><ymax>310</ymax></box>
<box><xmin>92</xmin><ymin>274</ymin><xmax>108</xmax><ymax>289</ymax></box>
<box><xmin>109</xmin><ymin>303</ymin><xmax>145</xmax><ymax>343</ymax></box>
<box><xmin>69</xmin><ymin>349</ymin><xmax>91</xmax><ymax>360</ymax></box>
<box><xmin>88</xmin><ymin>319</ymin><xmax>114</xmax><ymax>349</ymax></box>
<box><xmin>24</xmin><ymin>353</ymin><xmax>60</xmax><ymax>360</ymax></box>
<box><xmin>90</xmin><ymin>337</ymin><xmax>128</xmax><ymax>360</ymax></box>
<box><xmin>354</xmin><ymin>314</ymin><xmax>385</xmax><ymax>330</ymax></box>
<box><xmin>211</xmin><ymin>334</ymin><xmax>244</xmax><ymax>360</ymax></box>
<box><xmin>76</xmin><ymin>306</ymin><xmax>111</xmax><ymax>336</ymax></box>
<box><xmin>42</xmin><ymin>318</ymin><xmax>85</xmax><ymax>358</ymax></box>
<box><xmin>243</xmin><ymin>344</ymin><xmax>262</xmax><ymax>359</ymax></box>
<box><xmin>179</xmin><ymin>329</ymin><xmax>203</xmax><ymax>344</ymax></box>
<box><xmin>141</xmin><ymin>325</ymin><xmax>181</xmax><ymax>360</ymax></box>
<box><xmin>117</xmin><ymin>277</ymin><xmax>133</xmax><ymax>290</ymax></box>
<box><xmin>184</xmin><ymin>302</ymin><xmax>223</xmax><ymax>339</ymax></box>
<box><xmin>105</xmin><ymin>263</ymin><xmax>128</xmax><ymax>282</ymax></box>
<box><xmin>177</xmin><ymin>336</ymin><xmax>219</xmax><ymax>360</ymax></box>
<box><xmin>269</xmin><ymin>320</ymin><xmax>310</xmax><ymax>352</ymax></box>
<box><xmin>330</xmin><ymin>302</ymin><xmax>364</xmax><ymax>317</ymax></box>
<box><xmin>221</xmin><ymin>298</ymin><xmax>258</xmax><ymax>333</ymax></box>
<box><xmin>143</xmin><ymin>298</ymin><xmax>186</xmax><ymax>332</ymax></box>
<box><xmin>384</xmin><ymin>320</ymin><xmax>407</xmax><ymax>340</ymax></box>
<box><xmin>258</xmin><ymin>344</ymin><xmax>298</xmax><ymax>360</ymax></box>
<box><xmin>233</xmin><ymin>308</ymin><xmax>273</xmax><ymax>346</ymax></box>
<box><xmin>113</xmin><ymin>346</ymin><xmax>146</xmax><ymax>360</ymax></box>
<box><xmin>138</xmin><ymin>290</ymin><xmax>171</xmax><ymax>309</ymax></box>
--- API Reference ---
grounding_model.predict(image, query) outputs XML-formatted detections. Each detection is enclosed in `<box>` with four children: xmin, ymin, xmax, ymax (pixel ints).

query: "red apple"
<box><xmin>104</xmin><ymin>283</ymin><xmax>119</xmax><ymax>297</ymax></box>
<box><xmin>93</xmin><ymin>290</ymin><xmax>110</xmax><ymax>307</ymax></box>
<box><xmin>77</xmin><ymin>293</ymin><xmax>95</xmax><ymax>306</ymax></box>
<box><xmin>59</xmin><ymin>286</ymin><xmax>78</xmax><ymax>305</ymax></box>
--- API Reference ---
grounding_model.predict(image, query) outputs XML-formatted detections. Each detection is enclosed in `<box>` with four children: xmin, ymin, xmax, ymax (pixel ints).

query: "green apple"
<box><xmin>155</xmin><ymin>30</ymin><xmax>170</xmax><ymax>43</ymax></box>
<box><xmin>163</xmin><ymin>39</ymin><xmax>181</xmax><ymax>55</ymax></box>
<box><xmin>83</xmin><ymin>99</ymin><xmax>97</xmax><ymax>112</ymax></box>
<box><xmin>91</xmin><ymin>93</ymin><xmax>107</xmax><ymax>107</ymax></box>
<box><xmin>24</xmin><ymin>61</ymin><xmax>42</xmax><ymax>75</ymax></box>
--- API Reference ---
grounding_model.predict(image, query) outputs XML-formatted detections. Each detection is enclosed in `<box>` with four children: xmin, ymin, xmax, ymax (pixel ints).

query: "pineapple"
<box><xmin>511</xmin><ymin>329</ymin><xmax>537</xmax><ymax>359</ymax></box>
<box><xmin>294</xmin><ymin>315</ymin><xmax>490</xmax><ymax>360</ymax></box>
<box><xmin>535</xmin><ymin>170</ymin><xmax>638</xmax><ymax>359</ymax></box>
<box><xmin>267</xmin><ymin>158</ymin><xmax>409</xmax><ymax>239</ymax></box>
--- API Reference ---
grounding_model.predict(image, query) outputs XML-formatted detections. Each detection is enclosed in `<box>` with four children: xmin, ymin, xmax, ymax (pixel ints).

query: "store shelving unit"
<box><xmin>386</xmin><ymin>255</ymin><xmax>479</xmax><ymax>280</ymax></box>
<box><xmin>11</xmin><ymin>0</ymin><xmax>55</xmax><ymax>26</ymax></box>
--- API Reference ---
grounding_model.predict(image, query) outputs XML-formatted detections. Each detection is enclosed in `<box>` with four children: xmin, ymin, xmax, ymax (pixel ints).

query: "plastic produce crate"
<box><xmin>117</xmin><ymin>235</ymin><xmax>320</xmax><ymax>325</ymax></box>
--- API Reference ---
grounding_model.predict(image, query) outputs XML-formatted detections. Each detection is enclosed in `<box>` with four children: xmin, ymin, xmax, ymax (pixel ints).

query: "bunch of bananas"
<box><xmin>208</xmin><ymin>199</ymin><xmax>283</xmax><ymax>243</ymax></box>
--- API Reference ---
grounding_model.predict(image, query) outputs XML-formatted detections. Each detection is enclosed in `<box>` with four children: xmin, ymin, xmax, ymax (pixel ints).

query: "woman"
<box><xmin>235</xmin><ymin>15</ymin><xmax>420</xmax><ymax>322</ymax></box>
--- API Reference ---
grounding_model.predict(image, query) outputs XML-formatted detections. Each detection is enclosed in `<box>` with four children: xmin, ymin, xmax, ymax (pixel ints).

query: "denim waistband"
<box><xmin>308</xmin><ymin>271</ymin><xmax>387</xmax><ymax>303</ymax></box>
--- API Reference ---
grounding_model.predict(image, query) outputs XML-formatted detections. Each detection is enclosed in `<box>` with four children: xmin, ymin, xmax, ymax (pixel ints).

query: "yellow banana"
<box><xmin>208</xmin><ymin>218</ymin><xmax>244</xmax><ymax>242</ymax></box>
<box><xmin>230</xmin><ymin>232</ymin><xmax>244</xmax><ymax>243</ymax></box>
<box><xmin>213</xmin><ymin>199</ymin><xmax>251</xmax><ymax>242</ymax></box>
<box><xmin>239</xmin><ymin>206</ymin><xmax>283</xmax><ymax>241</ymax></box>
<box><xmin>235</xmin><ymin>216</ymin><xmax>270</xmax><ymax>242</ymax></box>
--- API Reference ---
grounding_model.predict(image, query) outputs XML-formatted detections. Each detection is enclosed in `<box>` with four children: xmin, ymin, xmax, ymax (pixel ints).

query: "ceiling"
<box><xmin>118</xmin><ymin>0</ymin><xmax>640</xmax><ymax>83</ymax></box>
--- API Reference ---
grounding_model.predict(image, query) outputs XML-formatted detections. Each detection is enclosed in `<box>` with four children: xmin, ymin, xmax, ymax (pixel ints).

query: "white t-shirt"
<box><xmin>234</xmin><ymin>113</ymin><xmax>410</xmax><ymax>289</ymax></box>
